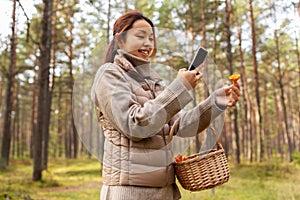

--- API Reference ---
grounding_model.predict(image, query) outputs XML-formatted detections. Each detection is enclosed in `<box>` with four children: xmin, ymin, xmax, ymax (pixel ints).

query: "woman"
<box><xmin>91</xmin><ymin>10</ymin><xmax>240</xmax><ymax>200</ymax></box>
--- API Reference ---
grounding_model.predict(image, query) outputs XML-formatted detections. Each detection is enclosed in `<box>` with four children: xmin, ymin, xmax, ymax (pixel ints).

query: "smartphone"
<box><xmin>188</xmin><ymin>47</ymin><xmax>208</xmax><ymax>71</ymax></box>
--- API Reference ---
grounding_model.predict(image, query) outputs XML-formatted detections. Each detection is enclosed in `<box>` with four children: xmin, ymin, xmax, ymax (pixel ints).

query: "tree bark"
<box><xmin>30</xmin><ymin>69</ymin><xmax>38</xmax><ymax>159</ymax></box>
<box><xmin>293</xmin><ymin>16</ymin><xmax>300</xmax><ymax>152</ymax></box>
<box><xmin>262</xmin><ymin>80</ymin><xmax>271</xmax><ymax>159</ymax></box>
<box><xmin>274</xmin><ymin>29</ymin><xmax>293</xmax><ymax>162</ymax></box>
<box><xmin>0</xmin><ymin>0</ymin><xmax>17</xmax><ymax>168</ymax></box>
<box><xmin>13</xmin><ymin>83</ymin><xmax>20</xmax><ymax>158</ymax></box>
<box><xmin>42</xmin><ymin>0</ymin><xmax>58</xmax><ymax>169</ymax></box>
<box><xmin>33</xmin><ymin>0</ymin><xmax>53</xmax><ymax>181</ymax></box>
<box><xmin>56</xmin><ymin>82</ymin><xmax>63</xmax><ymax>157</ymax></box>
<box><xmin>273</xmin><ymin>88</ymin><xmax>284</xmax><ymax>161</ymax></box>
<box><xmin>249</xmin><ymin>0</ymin><xmax>264</xmax><ymax>162</ymax></box>
<box><xmin>67</xmin><ymin>4</ymin><xmax>78</xmax><ymax>158</ymax></box>
<box><xmin>107</xmin><ymin>0</ymin><xmax>111</xmax><ymax>44</ymax></box>
<box><xmin>225</xmin><ymin>0</ymin><xmax>240</xmax><ymax>164</ymax></box>
<box><xmin>237</xmin><ymin>27</ymin><xmax>253</xmax><ymax>162</ymax></box>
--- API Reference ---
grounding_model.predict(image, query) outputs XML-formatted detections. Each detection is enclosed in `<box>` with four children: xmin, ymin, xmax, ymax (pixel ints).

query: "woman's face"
<box><xmin>118</xmin><ymin>19</ymin><xmax>154</xmax><ymax>60</ymax></box>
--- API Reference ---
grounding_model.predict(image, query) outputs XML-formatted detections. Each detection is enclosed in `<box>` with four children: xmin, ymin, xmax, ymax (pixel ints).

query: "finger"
<box><xmin>196</xmin><ymin>72</ymin><xmax>203</xmax><ymax>80</ymax></box>
<box><xmin>195</xmin><ymin>64</ymin><xmax>204</xmax><ymax>73</ymax></box>
<box><xmin>190</xmin><ymin>69</ymin><xmax>198</xmax><ymax>75</ymax></box>
<box><xmin>227</xmin><ymin>99</ymin><xmax>236</xmax><ymax>107</ymax></box>
<box><xmin>234</xmin><ymin>82</ymin><xmax>241</xmax><ymax>89</ymax></box>
<box><xmin>226</xmin><ymin>85</ymin><xmax>240</xmax><ymax>97</ymax></box>
<box><xmin>231</xmin><ymin>93</ymin><xmax>239</xmax><ymax>102</ymax></box>
<box><xmin>223</xmin><ymin>85</ymin><xmax>232</xmax><ymax>95</ymax></box>
<box><xmin>178</xmin><ymin>68</ymin><xmax>186</xmax><ymax>76</ymax></box>
<box><xmin>228</xmin><ymin>102</ymin><xmax>235</xmax><ymax>107</ymax></box>
<box><xmin>227</xmin><ymin>88</ymin><xmax>239</xmax><ymax>101</ymax></box>
<box><xmin>231</xmin><ymin>86</ymin><xmax>241</xmax><ymax>97</ymax></box>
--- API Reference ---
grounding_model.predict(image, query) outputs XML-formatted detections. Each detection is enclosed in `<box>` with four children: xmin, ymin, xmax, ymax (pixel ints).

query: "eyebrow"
<box><xmin>136</xmin><ymin>29</ymin><xmax>153</xmax><ymax>35</ymax></box>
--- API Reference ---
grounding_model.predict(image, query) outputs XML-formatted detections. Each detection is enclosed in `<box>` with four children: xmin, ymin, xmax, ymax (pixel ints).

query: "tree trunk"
<box><xmin>295</xmin><ymin>30</ymin><xmax>300</xmax><ymax>152</ymax></box>
<box><xmin>107</xmin><ymin>0</ymin><xmax>111</xmax><ymax>44</ymax></box>
<box><xmin>0</xmin><ymin>0</ymin><xmax>17</xmax><ymax>168</ymax></box>
<box><xmin>67</xmin><ymin>4</ymin><xmax>78</xmax><ymax>159</ymax></box>
<box><xmin>249</xmin><ymin>0</ymin><xmax>264</xmax><ymax>162</ymax></box>
<box><xmin>262</xmin><ymin>80</ymin><xmax>271</xmax><ymax>159</ymax></box>
<box><xmin>213</xmin><ymin>0</ymin><xmax>218</xmax><ymax>63</ymax></box>
<box><xmin>274</xmin><ymin>29</ymin><xmax>293</xmax><ymax>162</ymax></box>
<box><xmin>30</xmin><ymin>69</ymin><xmax>38</xmax><ymax>158</ymax></box>
<box><xmin>285</xmin><ymin>73</ymin><xmax>294</xmax><ymax>153</ymax></box>
<box><xmin>33</xmin><ymin>0</ymin><xmax>53</xmax><ymax>181</ymax></box>
<box><xmin>65</xmin><ymin>104</ymin><xmax>71</xmax><ymax>158</ymax></box>
<box><xmin>273</xmin><ymin>88</ymin><xmax>284</xmax><ymax>161</ymax></box>
<box><xmin>13</xmin><ymin>83</ymin><xmax>20</xmax><ymax>158</ymax></box>
<box><xmin>200</xmin><ymin>1</ymin><xmax>207</xmax><ymax>49</ymax></box>
<box><xmin>0</xmin><ymin>52</ymin><xmax>6</xmax><ymax>109</ymax></box>
<box><xmin>20</xmin><ymin>98</ymin><xmax>27</xmax><ymax>158</ymax></box>
<box><xmin>237</xmin><ymin>27</ymin><xmax>252</xmax><ymax>162</ymax></box>
<box><xmin>225</xmin><ymin>0</ymin><xmax>240</xmax><ymax>164</ymax></box>
<box><xmin>57</xmin><ymin>83</ymin><xmax>63</xmax><ymax>157</ymax></box>
<box><xmin>42</xmin><ymin>0</ymin><xmax>58</xmax><ymax>169</ymax></box>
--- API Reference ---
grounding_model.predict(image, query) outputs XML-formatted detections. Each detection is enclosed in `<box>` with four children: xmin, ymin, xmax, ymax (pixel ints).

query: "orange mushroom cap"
<box><xmin>229</xmin><ymin>74</ymin><xmax>240</xmax><ymax>84</ymax></box>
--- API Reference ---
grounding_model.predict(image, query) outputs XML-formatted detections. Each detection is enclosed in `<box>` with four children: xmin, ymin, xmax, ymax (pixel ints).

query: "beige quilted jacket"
<box><xmin>91</xmin><ymin>50</ymin><xmax>224</xmax><ymax>188</ymax></box>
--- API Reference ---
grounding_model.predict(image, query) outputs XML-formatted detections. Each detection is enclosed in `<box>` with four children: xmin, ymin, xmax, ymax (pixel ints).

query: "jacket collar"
<box><xmin>114</xmin><ymin>49</ymin><xmax>162</xmax><ymax>82</ymax></box>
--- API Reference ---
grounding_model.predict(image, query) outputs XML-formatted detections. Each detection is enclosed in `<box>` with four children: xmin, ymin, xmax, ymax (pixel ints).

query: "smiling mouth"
<box><xmin>138</xmin><ymin>49</ymin><xmax>150</xmax><ymax>56</ymax></box>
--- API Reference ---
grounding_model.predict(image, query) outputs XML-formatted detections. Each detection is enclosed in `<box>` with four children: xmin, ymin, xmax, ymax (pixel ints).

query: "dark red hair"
<box><xmin>104</xmin><ymin>10</ymin><xmax>157</xmax><ymax>63</ymax></box>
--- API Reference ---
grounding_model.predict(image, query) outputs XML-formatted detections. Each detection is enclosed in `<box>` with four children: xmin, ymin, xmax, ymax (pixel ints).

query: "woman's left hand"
<box><xmin>215</xmin><ymin>83</ymin><xmax>241</xmax><ymax>108</ymax></box>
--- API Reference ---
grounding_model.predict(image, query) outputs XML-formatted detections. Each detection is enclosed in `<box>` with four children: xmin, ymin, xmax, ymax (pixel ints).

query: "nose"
<box><xmin>144</xmin><ymin>38</ymin><xmax>153</xmax><ymax>47</ymax></box>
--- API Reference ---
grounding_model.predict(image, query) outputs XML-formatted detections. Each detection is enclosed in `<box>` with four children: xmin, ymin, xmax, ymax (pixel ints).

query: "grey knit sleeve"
<box><xmin>91</xmin><ymin>64</ymin><xmax>193</xmax><ymax>141</ymax></box>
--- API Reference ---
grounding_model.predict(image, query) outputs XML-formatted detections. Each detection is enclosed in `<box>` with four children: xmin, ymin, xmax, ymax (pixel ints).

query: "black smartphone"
<box><xmin>188</xmin><ymin>47</ymin><xmax>208</xmax><ymax>71</ymax></box>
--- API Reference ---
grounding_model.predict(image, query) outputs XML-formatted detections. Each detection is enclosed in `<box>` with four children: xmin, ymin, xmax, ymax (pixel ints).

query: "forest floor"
<box><xmin>0</xmin><ymin>158</ymin><xmax>300</xmax><ymax>200</ymax></box>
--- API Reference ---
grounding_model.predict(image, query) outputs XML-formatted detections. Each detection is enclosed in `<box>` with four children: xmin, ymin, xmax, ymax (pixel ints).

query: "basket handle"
<box><xmin>169</xmin><ymin>119</ymin><xmax>223</xmax><ymax>150</ymax></box>
<box><xmin>169</xmin><ymin>118</ymin><xmax>180</xmax><ymax>142</ymax></box>
<box><xmin>207</xmin><ymin>126</ymin><xmax>223</xmax><ymax>150</ymax></box>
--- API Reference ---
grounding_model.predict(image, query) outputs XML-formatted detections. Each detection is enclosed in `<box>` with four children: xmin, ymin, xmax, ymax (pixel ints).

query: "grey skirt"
<box><xmin>100</xmin><ymin>184</ymin><xmax>181</xmax><ymax>200</ymax></box>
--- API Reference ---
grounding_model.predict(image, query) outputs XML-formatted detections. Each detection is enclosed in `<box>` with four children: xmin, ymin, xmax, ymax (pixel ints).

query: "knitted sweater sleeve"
<box><xmin>91</xmin><ymin>63</ymin><xmax>193</xmax><ymax>141</ymax></box>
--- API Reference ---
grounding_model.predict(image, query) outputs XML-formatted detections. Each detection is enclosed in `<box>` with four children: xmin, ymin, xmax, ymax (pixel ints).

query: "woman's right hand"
<box><xmin>177</xmin><ymin>68</ymin><xmax>202</xmax><ymax>89</ymax></box>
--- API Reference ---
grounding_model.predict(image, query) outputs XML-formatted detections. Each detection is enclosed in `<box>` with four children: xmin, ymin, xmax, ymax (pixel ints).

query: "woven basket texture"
<box><xmin>173</xmin><ymin>142</ymin><xmax>230</xmax><ymax>191</ymax></box>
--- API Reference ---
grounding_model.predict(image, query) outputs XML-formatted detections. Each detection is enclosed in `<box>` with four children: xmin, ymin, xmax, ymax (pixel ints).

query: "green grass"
<box><xmin>180</xmin><ymin>162</ymin><xmax>300</xmax><ymax>200</ymax></box>
<box><xmin>1</xmin><ymin>158</ymin><xmax>300</xmax><ymax>200</ymax></box>
<box><xmin>0</xmin><ymin>158</ymin><xmax>101</xmax><ymax>200</ymax></box>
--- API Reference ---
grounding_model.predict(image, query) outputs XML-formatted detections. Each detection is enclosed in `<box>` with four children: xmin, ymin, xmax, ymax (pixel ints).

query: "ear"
<box><xmin>115</xmin><ymin>33</ymin><xmax>124</xmax><ymax>49</ymax></box>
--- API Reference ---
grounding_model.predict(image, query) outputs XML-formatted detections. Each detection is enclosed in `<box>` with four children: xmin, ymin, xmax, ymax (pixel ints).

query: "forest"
<box><xmin>0</xmin><ymin>0</ymin><xmax>300</xmax><ymax>198</ymax></box>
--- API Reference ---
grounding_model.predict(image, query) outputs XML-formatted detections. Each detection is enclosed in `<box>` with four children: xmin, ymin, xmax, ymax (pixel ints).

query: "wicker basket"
<box><xmin>173</xmin><ymin>141</ymin><xmax>230</xmax><ymax>191</ymax></box>
<box><xmin>170</xmin><ymin>121</ymin><xmax>230</xmax><ymax>191</ymax></box>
